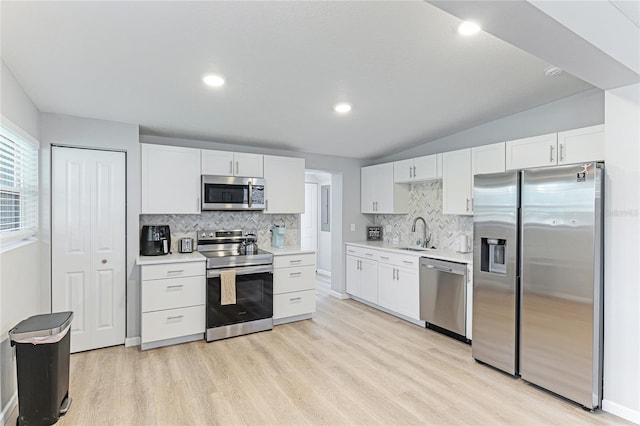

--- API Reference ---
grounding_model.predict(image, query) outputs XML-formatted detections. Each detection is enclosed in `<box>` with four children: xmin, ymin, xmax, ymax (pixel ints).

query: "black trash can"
<box><xmin>9</xmin><ymin>312</ymin><xmax>74</xmax><ymax>426</ymax></box>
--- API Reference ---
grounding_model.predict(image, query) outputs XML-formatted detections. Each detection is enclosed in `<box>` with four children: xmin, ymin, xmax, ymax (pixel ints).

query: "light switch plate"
<box><xmin>350</xmin><ymin>224</ymin><xmax>356</xmax><ymax>232</ymax></box>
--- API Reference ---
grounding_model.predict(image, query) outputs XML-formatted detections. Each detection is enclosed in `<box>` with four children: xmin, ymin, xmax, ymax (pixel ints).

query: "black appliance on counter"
<box><xmin>198</xmin><ymin>229</ymin><xmax>273</xmax><ymax>341</ymax></box>
<box><xmin>140</xmin><ymin>225</ymin><xmax>171</xmax><ymax>256</ymax></box>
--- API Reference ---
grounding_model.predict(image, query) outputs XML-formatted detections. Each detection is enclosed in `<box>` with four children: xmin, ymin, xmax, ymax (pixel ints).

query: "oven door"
<box><xmin>207</xmin><ymin>265</ymin><xmax>273</xmax><ymax>328</ymax></box>
<box><xmin>201</xmin><ymin>175</ymin><xmax>265</xmax><ymax>210</ymax></box>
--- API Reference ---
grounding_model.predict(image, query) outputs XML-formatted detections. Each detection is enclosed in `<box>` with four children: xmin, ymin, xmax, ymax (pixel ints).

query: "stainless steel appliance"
<box><xmin>198</xmin><ymin>229</ymin><xmax>274</xmax><ymax>341</ymax></box>
<box><xmin>201</xmin><ymin>175</ymin><xmax>265</xmax><ymax>211</ymax></box>
<box><xmin>178</xmin><ymin>237</ymin><xmax>193</xmax><ymax>253</ymax></box>
<box><xmin>472</xmin><ymin>163</ymin><xmax>604</xmax><ymax>409</ymax></box>
<box><xmin>140</xmin><ymin>225</ymin><xmax>171</xmax><ymax>256</ymax></box>
<box><xmin>419</xmin><ymin>257</ymin><xmax>467</xmax><ymax>339</ymax></box>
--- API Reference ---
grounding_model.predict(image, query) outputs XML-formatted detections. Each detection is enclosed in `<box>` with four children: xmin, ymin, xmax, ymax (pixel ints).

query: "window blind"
<box><xmin>0</xmin><ymin>123</ymin><xmax>38</xmax><ymax>245</ymax></box>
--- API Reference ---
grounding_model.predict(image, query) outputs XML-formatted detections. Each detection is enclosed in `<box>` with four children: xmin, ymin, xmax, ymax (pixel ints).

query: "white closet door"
<box><xmin>301</xmin><ymin>183</ymin><xmax>318</xmax><ymax>252</ymax></box>
<box><xmin>52</xmin><ymin>147</ymin><xmax>126</xmax><ymax>353</ymax></box>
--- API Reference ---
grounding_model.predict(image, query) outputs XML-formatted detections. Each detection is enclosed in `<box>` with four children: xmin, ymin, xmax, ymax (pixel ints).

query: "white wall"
<box><xmin>39</xmin><ymin>113</ymin><xmax>140</xmax><ymax>339</ymax></box>
<box><xmin>603</xmin><ymin>83</ymin><xmax>640</xmax><ymax>423</ymax></box>
<box><xmin>0</xmin><ymin>58</ymin><xmax>42</xmax><ymax>424</ymax></box>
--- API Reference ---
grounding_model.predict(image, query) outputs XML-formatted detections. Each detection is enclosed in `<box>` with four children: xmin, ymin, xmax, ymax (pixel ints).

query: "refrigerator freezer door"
<box><xmin>520</xmin><ymin>163</ymin><xmax>603</xmax><ymax>409</ymax></box>
<box><xmin>472</xmin><ymin>171</ymin><xmax>519</xmax><ymax>375</ymax></box>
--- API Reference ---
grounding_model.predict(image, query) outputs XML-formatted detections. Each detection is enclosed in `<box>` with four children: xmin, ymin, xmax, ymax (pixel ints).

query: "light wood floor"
<box><xmin>9</xmin><ymin>279</ymin><xmax>628</xmax><ymax>426</ymax></box>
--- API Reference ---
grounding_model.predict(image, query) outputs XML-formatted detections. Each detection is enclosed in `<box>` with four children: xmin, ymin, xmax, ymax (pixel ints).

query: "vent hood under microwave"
<box><xmin>201</xmin><ymin>175</ymin><xmax>265</xmax><ymax>211</ymax></box>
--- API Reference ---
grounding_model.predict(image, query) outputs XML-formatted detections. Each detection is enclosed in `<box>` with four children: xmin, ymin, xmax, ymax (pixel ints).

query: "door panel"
<box><xmin>52</xmin><ymin>147</ymin><xmax>126</xmax><ymax>353</ymax></box>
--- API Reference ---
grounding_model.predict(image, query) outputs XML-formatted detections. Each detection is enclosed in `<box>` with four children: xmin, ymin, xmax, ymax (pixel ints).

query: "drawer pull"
<box><xmin>365</xmin><ymin>253</ymin><xmax>373</xmax><ymax>257</ymax></box>
<box><xmin>290</xmin><ymin>297</ymin><xmax>302</xmax><ymax>302</ymax></box>
<box><xmin>166</xmin><ymin>284</ymin><xmax>184</xmax><ymax>289</ymax></box>
<box><xmin>380</xmin><ymin>256</ymin><xmax>389</xmax><ymax>260</ymax></box>
<box><xmin>289</xmin><ymin>272</ymin><xmax>302</xmax><ymax>277</ymax></box>
<box><xmin>167</xmin><ymin>315</ymin><xmax>184</xmax><ymax>320</ymax></box>
<box><xmin>347</xmin><ymin>250</ymin><xmax>355</xmax><ymax>254</ymax></box>
<box><xmin>167</xmin><ymin>270</ymin><xmax>184</xmax><ymax>274</ymax></box>
<box><xmin>402</xmin><ymin>260</ymin><xmax>414</xmax><ymax>264</ymax></box>
<box><xmin>289</xmin><ymin>259</ymin><xmax>302</xmax><ymax>264</ymax></box>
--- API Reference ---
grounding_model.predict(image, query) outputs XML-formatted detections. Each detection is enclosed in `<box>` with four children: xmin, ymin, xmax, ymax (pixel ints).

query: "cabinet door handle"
<box><xmin>560</xmin><ymin>143</ymin><xmax>565</xmax><ymax>162</ymax></box>
<box><xmin>413</xmin><ymin>165</ymin><xmax>416</xmax><ymax>178</ymax></box>
<box><xmin>236</xmin><ymin>160</ymin><xmax>239</xmax><ymax>175</ymax></box>
<box><xmin>550</xmin><ymin>145</ymin><xmax>555</xmax><ymax>163</ymax></box>
<box><xmin>166</xmin><ymin>284</ymin><xmax>184</xmax><ymax>289</ymax></box>
<box><xmin>396</xmin><ymin>269</ymin><xmax>400</xmax><ymax>280</ymax></box>
<box><xmin>229</xmin><ymin>160</ymin><xmax>233</xmax><ymax>174</ymax></box>
<box><xmin>392</xmin><ymin>268</ymin><xmax>396</xmax><ymax>280</ymax></box>
<box><xmin>265</xmin><ymin>199</ymin><xmax>269</xmax><ymax>211</ymax></box>
<box><xmin>409</xmin><ymin>166</ymin><xmax>413</xmax><ymax>178</ymax></box>
<box><xmin>466</xmin><ymin>198</ymin><xmax>470</xmax><ymax>212</ymax></box>
<box><xmin>167</xmin><ymin>315</ymin><xmax>184</xmax><ymax>321</ymax></box>
<box><xmin>197</xmin><ymin>197</ymin><xmax>200</xmax><ymax>212</ymax></box>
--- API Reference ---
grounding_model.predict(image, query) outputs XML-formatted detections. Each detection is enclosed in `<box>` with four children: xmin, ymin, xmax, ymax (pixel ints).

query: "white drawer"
<box><xmin>141</xmin><ymin>275</ymin><xmax>205</xmax><ymax>313</ymax></box>
<box><xmin>377</xmin><ymin>252</ymin><xmax>419</xmax><ymax>269</ymax></box>
<box><xmin>141</xmin><ymin>305</ymin><xmax>205</xmax><ymax>344</ymax></box>
<box><xmin>141</xmin><ymin>261</ymin><xmax>204</xmax><ymax>281</ymax></box>
<box><xmin>345</xmin><ymin>245</ymin><xmax>378</xmax><ymax>259</ymax></box>
<box><xmin>274</xmin><ymin>265</ymin><xmax>316</xmax><ymax>294</ymax></box>
<box><xmin>274</xmin><ymin>289</ymin><xmax>316</xmax><ymax>320</ymax></box>
<box><xmin>273</xmin><ymin>253</ymin><xmax>315</xmax><ymax>269</ymax></box>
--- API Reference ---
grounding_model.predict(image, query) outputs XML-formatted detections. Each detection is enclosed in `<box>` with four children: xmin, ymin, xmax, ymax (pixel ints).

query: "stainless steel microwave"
<box><xmin>201</xmin><ymin>175</ymin><xmax>265</xmax><ymax>211</ymax></box>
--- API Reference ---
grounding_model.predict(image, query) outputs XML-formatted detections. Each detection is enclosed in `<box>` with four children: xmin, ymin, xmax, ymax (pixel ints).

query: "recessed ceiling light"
<box><xmin>458</xmin><ymin>21</ymin><xmax>481</xmax><ymax>36</ymax></box>
<box><xmin>544</xmin><ymin>65</ymin><xmax>563</xmax><ymax>77</ymax></box>
<box><xmin>203</xmin><ymin>74</ymin><xmax>225</xmax><ymax>87</ymax></box>
<box><xmin>334</xmin><ymin>102</ymin><xmax>352</xmax><ymax>114</ymax></box>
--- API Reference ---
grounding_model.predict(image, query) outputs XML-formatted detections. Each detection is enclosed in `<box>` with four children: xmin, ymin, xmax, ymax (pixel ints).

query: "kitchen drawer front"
<box><xmin>141</xmin><ymin>275</ymin><xmax>205</xmax><ymax>313</ymax></box>
<box><xmin>273</xmin><ymin>253</ymin><xmax>315</xmax><ymax>269</ymax></box>
<box><xmin>141</xmin><ymin>305</ymin><xmax>205</xmax><ymax>344</ymax></box>
<box><xmin>141</xmin><ymin>261</ymin><xmax>204</xmax><ymax>281</ymax></box>
<box><xmin>377</xmin><ymin>252</ymin><xmax>419</xmax><ymax>268</ymax></box>
<box><xmin>345</xmin><ymin>245</ymin><xmax>378</xmax><ymax>260</ymax></box>
<box><xmin>274</xmin><ymin>265</ymin><xmax>316</xmax><ymax>294</ymax></box>
<box><xmin>274</xmin><ymin>289</ymin><xmax>316</xmax><ymax>320</ymax></box>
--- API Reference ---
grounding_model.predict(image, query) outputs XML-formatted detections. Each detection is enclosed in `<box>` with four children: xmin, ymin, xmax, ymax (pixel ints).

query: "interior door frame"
<box><xmin>50</xmin><ymin>144</ymin><xmax>128</xmax><ymax>350</ymax></box>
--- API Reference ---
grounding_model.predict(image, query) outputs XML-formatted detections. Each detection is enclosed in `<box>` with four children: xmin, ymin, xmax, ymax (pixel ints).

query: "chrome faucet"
<box><xmin>411</xmin><ymin>217</ymin><xmax>431</xmax><ymax>248</ymax></box>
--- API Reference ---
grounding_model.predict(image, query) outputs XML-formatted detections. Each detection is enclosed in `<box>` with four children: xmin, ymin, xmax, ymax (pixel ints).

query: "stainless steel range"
<box><xmin>198</xmin><ymin>229</ymin><xmax>274</xmax><ymax>341</ymax></box>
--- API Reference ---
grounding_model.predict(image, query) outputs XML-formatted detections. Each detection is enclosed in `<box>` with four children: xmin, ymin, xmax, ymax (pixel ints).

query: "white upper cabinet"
<box><xmin>442</xmin><ymin>148</ymin><xmax>472</xmax><ymax>216</ymax></box>
<box><xmin>201</xmin><ymin>150</ymin><xmax>264</xmax><ymax>177</ymax></box>
<box><xmin>361</xmin><ymin>163</ymin><xmax>409</xmax><ymax>214</ymax></box>
<box><xmin>557</xmin><ymin>124</ymin><xmax>604</xmax><ymax>165</ymax></box>
<box><xmin>505</xmin><ymin>133</ymin><xmax>558</xmax><ymax>170</ymax></box>
<box><xmin>263</xmin><ymin>155</ymin><xmax>305</xmax><ymax>214</ymax></box>
<box><xmin>472</xmin><ymin>142</ymin><xmax>505</xmax><ymax>176</ymax></box>
<box><xmin>394</xmin><ymin>154</ymin><xmax>442</xmax><ymax>183</ymax></box>
<box><xmin>141</xmin><ymin>144</ymin><xmax>201</xmax><ymax>214</ymax></box>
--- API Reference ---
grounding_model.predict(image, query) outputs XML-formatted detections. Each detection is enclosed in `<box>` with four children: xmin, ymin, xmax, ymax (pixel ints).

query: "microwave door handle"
<box><xmin>248</xmin><ymin>181</ymin><xmax>253</xmax><ymax>208</ymax></box>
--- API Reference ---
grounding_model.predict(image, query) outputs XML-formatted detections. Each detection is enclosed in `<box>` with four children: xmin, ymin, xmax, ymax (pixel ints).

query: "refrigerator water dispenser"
<box><xmin>481</xmin><ymin>238</ymin><xmax>507</xmax><ymax>275</ymax></box>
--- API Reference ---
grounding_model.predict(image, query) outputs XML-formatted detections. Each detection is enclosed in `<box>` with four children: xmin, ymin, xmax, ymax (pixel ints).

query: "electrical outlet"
<box><xmin>350</xmin><ymin>224</ymin><xmax>356</xmax><ymax>232</ymax></box>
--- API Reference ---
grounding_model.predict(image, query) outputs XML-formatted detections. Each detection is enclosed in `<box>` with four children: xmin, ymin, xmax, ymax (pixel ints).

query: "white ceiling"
<box><xmin>1</xmin><ymin>1</ymin><xmax>594</xmax><ymax>159</ymax></box>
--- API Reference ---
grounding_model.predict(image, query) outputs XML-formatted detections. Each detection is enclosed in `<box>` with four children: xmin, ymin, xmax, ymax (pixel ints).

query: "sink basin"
<box><xmin>398</xmin><ymin>246</ymin><xmax>435</xmax><ymax>252</ymax></box>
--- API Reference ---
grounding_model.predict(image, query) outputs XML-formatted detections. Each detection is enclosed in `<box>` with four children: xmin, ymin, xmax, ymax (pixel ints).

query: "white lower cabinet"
<box><xmin>273</xmin><ymin>252</ymin><xmax>316</xmax><ymax>324</ymax></box>
<box><xmin>395</xmin><ymin>263</ymin><xmax>420</xmax><ymax>320</ymax></box>
<box><xmin>140</xmin><ymin>260</ymin><xmax>206</xmax><ymax>350</ymax></box>
<box><xmin>345</xmin><ymin>246</ymin><xmax>379</xmax><ymax>304</ymax></box>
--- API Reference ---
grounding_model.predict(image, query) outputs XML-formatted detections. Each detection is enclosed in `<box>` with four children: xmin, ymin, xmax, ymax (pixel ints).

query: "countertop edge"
<box><xmin>136</xmin><ymin>252</ymin><xmax>206</xmax><ymax>265</ymax></box>
<box><xmin>345</xmin><ymin>241</ymin><xmax>473</xmax><ymax>264</ymax></box>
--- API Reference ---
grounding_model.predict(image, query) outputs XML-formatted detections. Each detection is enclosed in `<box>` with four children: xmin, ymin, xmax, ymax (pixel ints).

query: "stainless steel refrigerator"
<box><xmin>472</xmin><ymin>163</ymin><xmax>604</xmax><ymax>409</ymax></box>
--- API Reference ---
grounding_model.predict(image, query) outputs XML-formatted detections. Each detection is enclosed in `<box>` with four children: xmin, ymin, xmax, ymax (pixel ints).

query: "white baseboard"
<box><xmin>330</xmin><ymin>290</ymin><xmax>350</xmax><ymax>300</ymax></box>
<box><xmin>602</xmin><ymin>399</ymin><xmax>640</xmax><ymax>424</ymax></box>
<box><xmin>316</xmin><ymin>269</ymin><xmax>331</xmax><ymax>278</ymax></box>
<box><xmin>1</xmin><ymin>392</ymin><xmax>17</xmax><ymax>426</ymax></box>
<box><xmin>125</xmin><ymin>336</ymin><xmax>141</xmax><ymax>347</ymax></box>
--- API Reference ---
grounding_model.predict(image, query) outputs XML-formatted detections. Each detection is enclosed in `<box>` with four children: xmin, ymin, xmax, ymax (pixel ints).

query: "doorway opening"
<box><xmin>303</xmin><ymin>170</ymin><xmax>333</xmax><ymax>291</ymax></box>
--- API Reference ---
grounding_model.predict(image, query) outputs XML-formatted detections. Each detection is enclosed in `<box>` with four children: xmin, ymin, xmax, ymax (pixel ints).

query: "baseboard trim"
<box><xmin>124</xmin><ymin>336</ymin><xmax>141</xmax><ymax>347</ymax></box>
<box><xmin>1</xmin><ymin>391</ymin><xmax>17</xmax><ymax>426</ymax></box>
<box><xmin>602</xmin><ymin>399</ymin><xmax>640</xmax><ymax>424</ymax></box>
<box><xmin>316</xmin><ymin>269</ymin><xmax>331</xmax><ymax>278</ymax></box>
<box><xmin>330</xmin><ymin>290</ymin><xmax>350</xmax><ymax>300</ymax></box>
<box><xmin>274</xmin><ymin>313</ymin><xmax>313</xmax><ymax>325</ymax></box>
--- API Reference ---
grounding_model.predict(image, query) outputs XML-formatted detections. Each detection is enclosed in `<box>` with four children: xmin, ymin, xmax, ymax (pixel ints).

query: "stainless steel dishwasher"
<box><xmin>419</xmin><ymin>257</ymin><xmax>467</xmax><ymax>339</ymax></box>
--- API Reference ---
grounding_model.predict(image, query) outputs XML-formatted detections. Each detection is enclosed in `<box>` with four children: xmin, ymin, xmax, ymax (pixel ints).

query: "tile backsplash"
<box><xmin>373</xmin><ymin>180</ymin><xmax>473</xmax><ymax>252</ymax></box>
<box><xmin>140</xmin><ymin>212</ymin><xmax>299</xmax><ymax>252</ymax></box>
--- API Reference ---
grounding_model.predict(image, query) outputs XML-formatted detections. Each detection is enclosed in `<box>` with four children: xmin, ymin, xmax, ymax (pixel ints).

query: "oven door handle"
<box><xmin>207</xmin><ymin>265</ymin><xmax>273</xmax><ymax>278</ymax></box>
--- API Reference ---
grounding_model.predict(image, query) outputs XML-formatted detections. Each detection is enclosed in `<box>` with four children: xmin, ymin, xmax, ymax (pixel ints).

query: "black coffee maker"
<box><xmin>140</xmin><ymin>225</ymin><xmax>171</xmax><ymax>256</ymax></box>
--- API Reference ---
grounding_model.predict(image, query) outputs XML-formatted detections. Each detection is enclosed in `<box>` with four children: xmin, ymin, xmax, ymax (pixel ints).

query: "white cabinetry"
<box><xmin>345</xmin><ymin>245</ymin><xmax>378</xmax><ymax>303</ymax></box>
<box><xmin>273</xmin><ymin>252</ymin><xmax>316</xmax><ymax>324</ymax></box>
<box><xmin>442</xmin><ymin>148</ymin><xmax>472</xmax><ymax>215</ymax></box>
<box><xmin>377</xmin><ymin>252</ymin><xmax>420</xmax><ymax>320</ymax></box>
<box><xmin>140</xmin><ymin>260</ymin><xmax>206</xmax><ymax>350</ymax></box>
<box><xmin>263</xmin><ymin>155</ymin><xmax>305</xmax><ymax>214</ymax></box>
<box><xmin>472</xmin><ymin>142</ymin><xmax>505</xmax><ymax>176</ymax></box>
<box><xmin>394</xmin><ymin>154</ymin><xmax>442</xmax><ymax>183</ymax></box>
<box><xmin>505</xmin><ymin>133</ymin><xmax>558</xmax><ymax>170</ymax></box>
<box><xmin>141</xmin><ymin>144</ymin><xmax>201</xmax><ymax>214</ymax></box>
<box><xmin>557</xmin><ymin>124</ymin><xmax>604</xmax><ymax>164</ymax></box>
<box><xmin>361</xmin><ymin>163</ymin><xmax>409</xmax><ymax>214</ymax></box>
<box><xmin>201</xmin><ymin>150</ymin><xmax>264</xmax><ymax>177</ymax></box>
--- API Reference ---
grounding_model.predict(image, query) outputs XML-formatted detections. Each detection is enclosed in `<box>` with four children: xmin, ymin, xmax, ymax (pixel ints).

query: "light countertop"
<box><xmin>345</xmin><ymin>241</ymin><xmax>473</xmax><ymax>264</ymax></box>
<box><xmin>263</xmin><ymin>246</ymin><xmax>316</xmax><ymax>256</ymax></box>
<box><xmin>136</xmin><ymin>251</ymin><xmax>206</xmax><ymax>265</ymax></box>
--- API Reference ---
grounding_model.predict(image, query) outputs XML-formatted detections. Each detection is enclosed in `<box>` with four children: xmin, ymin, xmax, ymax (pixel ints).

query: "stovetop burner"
<box><xmin>197</xmin><ymin>229</ymin><xmax>273</xmax><ymax>269</ymax></box>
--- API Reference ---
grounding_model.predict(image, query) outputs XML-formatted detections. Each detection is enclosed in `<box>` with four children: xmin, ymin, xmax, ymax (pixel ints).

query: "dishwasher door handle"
<box><xmin>425</xmin><ymin>264</ymin><xmax>465</xmax><ymax>275</ymax></box>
